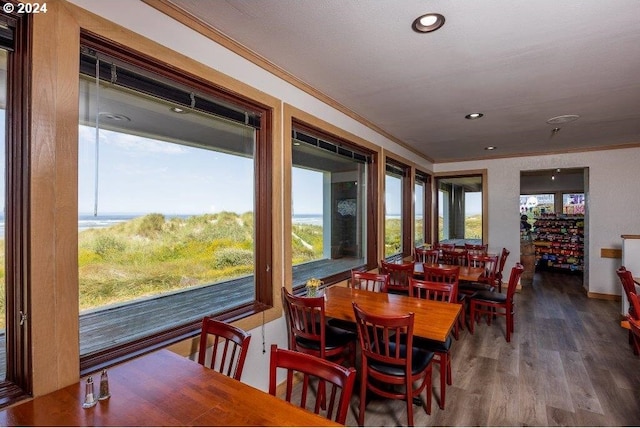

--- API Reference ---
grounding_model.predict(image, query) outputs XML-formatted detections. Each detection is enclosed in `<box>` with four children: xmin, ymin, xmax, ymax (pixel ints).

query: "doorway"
<box><xmin>520</xmin><ymin>168</ymin><xmax>589</xmax><ymax>290</ymax></box>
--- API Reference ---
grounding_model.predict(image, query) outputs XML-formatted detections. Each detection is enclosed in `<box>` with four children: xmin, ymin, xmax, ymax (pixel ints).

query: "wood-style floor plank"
<box><xmin>286</xmin><ymin>270</ymin><xmax>640</xmax><ymax>426</ymax></box>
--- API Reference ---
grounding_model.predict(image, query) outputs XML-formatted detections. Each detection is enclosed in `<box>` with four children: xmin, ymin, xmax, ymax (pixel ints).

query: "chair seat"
<box><xmin>295</xmin><ymin>324</ymin><xmax>356</xmax><ymax>351</ymax></box>
<box><xmin>472</xmin><ymin>289</ymin><xmax>507</xmax><ymax>303</ymax></box>
<box><xmin>414</xmin><ymin>335</ymin><xmax>453</xmax><ymax>353</ymax></box>
<box><xmin>459</xmin><ymin>281</ymin><xmax>494</xmax><ymax>293</ymax></box>
<box><xmin>368</xmin><ymin>343</ymin><xmax>434</xmax><ymax>377</ymax></box>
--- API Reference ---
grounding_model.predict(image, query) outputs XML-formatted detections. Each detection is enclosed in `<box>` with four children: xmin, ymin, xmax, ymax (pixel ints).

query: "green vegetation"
<box><xmin>385</xmin><ymin>218</ymin><xmax>402</xmax><ymax>256</ymax></box>
<box><xmin>438</xmin><ymin>215</ymin><xmax>482</xmax><ymax>240</ymax></box>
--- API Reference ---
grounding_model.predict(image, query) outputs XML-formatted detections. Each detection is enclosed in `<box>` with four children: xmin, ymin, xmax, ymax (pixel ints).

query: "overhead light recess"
<box><xmin>412</xmin><ymin>13</ymin><xmax>445</xmax><ymax>33</ymax></box>
<box><xmin>465</xmin><ymin>112</ymin><xmax>484</xmax><ymax>120</ymax></box>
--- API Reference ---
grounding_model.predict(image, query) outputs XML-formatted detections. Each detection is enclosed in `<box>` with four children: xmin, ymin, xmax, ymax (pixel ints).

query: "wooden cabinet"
<box><xmin>533</xmin><ymin>214</ymin><xmax>584</xmax><ymax>272</ymax></box>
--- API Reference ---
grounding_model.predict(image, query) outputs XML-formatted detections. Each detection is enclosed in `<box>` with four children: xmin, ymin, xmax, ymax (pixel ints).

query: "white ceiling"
<box><xmin>163</xmin><ymin>0</ymin><xmax>640</xmax><ymax>163</ymax></box>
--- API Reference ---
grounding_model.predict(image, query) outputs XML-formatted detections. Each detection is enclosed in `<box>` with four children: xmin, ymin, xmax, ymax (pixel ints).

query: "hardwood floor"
<box><xmin>289</xmin><ymin>270</ymin><xmax>640</xmax><ymax>426</ymax></box>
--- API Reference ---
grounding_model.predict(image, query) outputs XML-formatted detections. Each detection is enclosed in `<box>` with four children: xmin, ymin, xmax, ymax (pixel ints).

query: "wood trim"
<box><xmin>621</xmin><ymin>235</ymin><xmax>640</xmax><ymax>239</ymax></box>
<box><xmin>141</xmin><ymin>0</ymin><xmax>433</xmax><ymax>164</ymax></box>
<box><xmin>600</xmin><ymin>248</ymin><xmax>622</xmax><ymax>259</ymax></box>
<box><xmin>587</xmin><ymin>292</ymin><xmax>621</xmax><ymax>301</ymax></box>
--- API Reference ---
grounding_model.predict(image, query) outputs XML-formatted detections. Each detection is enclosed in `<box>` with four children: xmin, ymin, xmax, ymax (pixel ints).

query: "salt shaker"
<box><xmin>82</xmin><ymin>376</ymin><xmax>97</xmax><ymax>408</ymax></box>
<box><xmin>98</xmin><ymin>369</ymin><xmax>111</xmax><ymax>400</ymax></box>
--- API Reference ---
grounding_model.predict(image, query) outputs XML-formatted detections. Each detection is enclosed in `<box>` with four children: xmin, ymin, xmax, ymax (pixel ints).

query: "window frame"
<box><xmin>414</xmin><ymin>170</ymin><xmax>432</xmax><ymax>247</ymax></box>
<box><xmin>384</xmin><ymin>158</ymin><xmax>411</xmax><ymax>259</ymax></box>
<box><xmin>78</xmin><ymin>33</ymin><xmax>273</xmax><ymax>374</ymax></box>
<box><xmin>1</xmin><ymin>7</ymin><xmax>33</xmax><ymax>407</ymax></box>
<box><xmin>434</xmin><ymin>170</ymin><xmax>487</xmax><ymax>246</ymax></box>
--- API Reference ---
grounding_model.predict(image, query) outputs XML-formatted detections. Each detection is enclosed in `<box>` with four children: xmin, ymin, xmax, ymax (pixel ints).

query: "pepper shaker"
<box><xmin>98</xmin><ymin>369</ymin><xmax>111</xmax><ymax>400</ymax></box>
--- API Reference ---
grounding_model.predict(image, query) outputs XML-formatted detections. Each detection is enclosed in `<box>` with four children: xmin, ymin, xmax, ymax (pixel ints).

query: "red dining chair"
<box><xmin>464</xmin><ymin>243</ymin><xmax>488</xmax><ymax>252</ymax></box>
<box><xmin>268</xmin><ymin>345</ymin><xmax>356</xmax><ymax>425</ymax></box>
<box><xmin>442</xmin><ymin>249</ymin><xmax>467</xmax><ymax>266</ymax></box>
<box><xmin>352</xmin><ymin>302</ymin><xmax>433</xmax><ymax>427</ymax></box>
<box><xmin>628</xmin><ymin>292</ymin><xmax>640</xmax><ymax>356</ymax></box>
<box><xmin>281</xmin><ymin>287</ymin><xmax>355</xmax><ymax>366</ymax></box>
<box><xmin>351</xmin><ymin>270</ymin><xmax>390</xmax><ymax>293</ymax></box>
<box><xmin>422</xmin><ymin>264</ymin><xmax>464</xmax><ymax>338</ymax></box>
<box><xmin>409</xmin><ymin>278</ymin><xmax>455</xmax><ymax>410</ymax></box>
<box><xmin>469</xmin><ymin>263</ymin><xmax>524</xmax><ymax>342</ymax></box>
<box><xmin>197</xmin><ymin>317</ymin><xmax>251</xmax><ymax>380</ymax></box>
<box><xmin>494</xmin><ymin>247</ymin><xmax>511</xmax><ymax>293</ymax></box>
<box><xmin>380</xmin><ymin>260</ymin><xmax>414</xmax><ymax>295</ymax></box>
<box><xmin>459</xmin><ymin>253</ymin><xmax>498</xmax><ymax>295</ymax></box>
<box><xmin>616</xmin><ymin>266</ymin><xmax>639</xmax><ymax>354</ymax></box>
<box><xmin>434</xmin><ymin>243</ymin><xmax>455</xmax><ymax>251</ymax></box>
<box><xmin>415</xmin><ymin>247</ymin><xmax>439</xmax><ymax>264</ymax></box>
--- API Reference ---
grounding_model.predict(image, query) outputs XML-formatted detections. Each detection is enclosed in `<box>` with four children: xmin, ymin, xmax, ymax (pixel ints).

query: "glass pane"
<box><xmin>78</xmin><ymin>71</ymin><xmax>256</xmax><ymax>356</ymax></box>
<box><xmin>520</xmin><ymin>193</ymin><xmax>555</xmax><ymax>222</ymax></box>
<box><xmin>385</xmin><ymin>172</ymin><xmax>402</xmax><ymax>257</ymax></box>
<box><xmin>414</xmin><ymin>181</ymin><xmax>424</xmax><ymax>246</ymax></box>
<box><xmin>437</xmin><ymin>175</ymin><xmax>483</xmax><ymax>245</ymax></box>
<box><xmin>563</xmin><ymin>193</ymin><xmax>585</xmax><ymax>214</ymax></box>
<box><xmin>0</xmin><ymin>49</ymin><xmax>7</xmax><ymax>380</ymax></box>
<box><xmin>291</xmin><ymin>137</ymin><xmax>367</xmax><ymax>286</ymax></box>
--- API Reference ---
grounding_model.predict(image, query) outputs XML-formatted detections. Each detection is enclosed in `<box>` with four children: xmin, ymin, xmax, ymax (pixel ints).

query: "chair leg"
<box><xmin>406</xmin><ymin>380</ymin><xmax>414</xmax><ymax>427</ymax></box>
<box><xmin>439</xmin><ymin>352</ymin><xmax>447</xmax><ymax>410</ymax></box>
<box><xmin>426</xmin><ymin>366</ymin><xmax>432</xmax><ymax>416</ymax></box>
<box><xmin>358</xmin><ymin>367</ymin><xmax>367</xmax><ymax>426</ymax></box>
<box><xmin>469</xmin><ymin>303</ymin><xmax>476</xmax><ymax>334</ymax></box>
<box><xmin>505</xmin><ymin>312</ymin><xmax>511</xmax><ymax>342</ymax></box>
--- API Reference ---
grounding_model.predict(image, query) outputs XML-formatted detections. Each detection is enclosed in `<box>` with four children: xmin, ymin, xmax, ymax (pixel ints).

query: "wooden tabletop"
<box><xmin>413</xmin><ymin>262</ymin><xmax>485</xmax><ymax>282</ymax></box>
<box><xmin>324</xmin><ymin>286</ymin><xmax>461</xmax><ymax>343</ymax></box>
<box><xmin>0</xmin><ymin>349</ymin><xmax>339</xmax><ymax>427</ymax></box>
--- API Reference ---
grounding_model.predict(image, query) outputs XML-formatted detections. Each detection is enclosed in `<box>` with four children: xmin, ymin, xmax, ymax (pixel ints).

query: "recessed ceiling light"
<box><xmin>98</xmin><ymin>112</ymin><xmax>130</xmax><ymax>122</ymax></box>
<box><xmin>170</xmin><ymin>106</ymin><xmax>188</xmax><ymax>114</ymax></box>
<box><xmin>412</xmin><ymin>13</ymin><xmax>445</xmax><ymax>33</ymax></box>
<box><xmin>465</xmin><ymin>113</ymin><xmax>484</xmax><ymax>120</ymax></box>
<box><xmin>485</xmin><ymin>146</ymin><xmax>496</xmax><ymax>151</ymax></box>
<box><xmin>546</xmin><ymin>114</ymin><xmax>580</xmax><ymax>124</ymax></box>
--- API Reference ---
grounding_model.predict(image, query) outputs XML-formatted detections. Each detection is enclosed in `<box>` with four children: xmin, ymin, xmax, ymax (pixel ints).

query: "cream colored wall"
<box><xmin>435</xmin><ymin>147</ymin><xmax>640</xmax><ymax>296</ymax></box>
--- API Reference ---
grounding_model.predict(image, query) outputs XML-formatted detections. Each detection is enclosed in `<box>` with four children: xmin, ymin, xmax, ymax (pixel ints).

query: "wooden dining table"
<box><xmin>324</xmin><ymin>286</ymin><xmax>461</xmax><ymax>343</ymax></box>
<box><xmin>413</xmin><ymin>262</ymin><xmax>485</xmax><ymax>282</ymax></box>
<box><xmin>0</xmin><ymin>349</ymin><xmax>339</xmax><ymax>427</ymax></box>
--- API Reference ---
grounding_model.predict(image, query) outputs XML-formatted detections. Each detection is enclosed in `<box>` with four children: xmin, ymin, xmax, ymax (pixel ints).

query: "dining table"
<box><xmin>413</xmin><ymin>262</ymin><xmax>485</xmax><ymax>283</ymax></box>
<box><xmin>324</xmin><ymin>286</ymin><xmax>461</xmax><ymax>343</ymax></box>
<box><xmin>0</xmin><ymin>349</ymin><xmax>339</xmax><ymax>427</ymax></box>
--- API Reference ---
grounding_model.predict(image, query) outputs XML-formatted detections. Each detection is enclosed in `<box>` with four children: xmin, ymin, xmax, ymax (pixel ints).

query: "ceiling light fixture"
<box><xmin>546</xmin><ymin>114</ymin><xmax>580</xmax><ymax>124</ymax></box>
<box><xmin>412</xmin><ymin>13</ymin><xmax>445</xmax><ymax>33</ymax></box>
<box><xmin>485</xmin><ymin>146</ymin><xmax>496</xmax><ymax>151</ymax></box>
<box><xmin>170</xmin><ymin>106</ymin><xmax>188</xmax><ymax>114</ymax></box>
<box><xmin>465</xmin><ymin>112</ymin><xmax>484</xmax><ymax>120</ymax></box>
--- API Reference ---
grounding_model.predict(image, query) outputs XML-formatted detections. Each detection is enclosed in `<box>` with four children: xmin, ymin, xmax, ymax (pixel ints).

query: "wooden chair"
<box><xmin>351</xmin><ymin>270</ymin><xmax>389</xmax><ymax>293</ymax></box>
<box><xmin>469</xmin><ymin>263</ymin><xmax>525</xmax><ymax>342</ymax></box>
<box><xmin>617</xmin><ymin>266</ymin><xmax>640</xmax><ymax>354</ymax></box>
<box><xmin>268</xmin><ymin>345</ymin><xmax>356</xmax><ymax>425</ymax></box>
<box><xmin>627</xmin><ymin>292</ymin><xmax>640</xmax><ymax>356</ymax></box>
<box><xmin>415</xmin><ymin>247</ymin><xmax>439</xmax><ymax>264</ymax></box>
<box><xmin>281</xmin><ymin>287</ymin><xmax>355</xmax><ymax>366</ymax></box>
<box><xmin>352</xmin><ymin>302</ymin><xmax>433</xmax><ymax>427</ymax></box>
<box><xmin>494</xmin><ymin>247</ymin><xmax>511</xmax><ymax>293</ymax></box>
<box><xmin>434</xmin><ymin>243</ymin><xmax>455</xmax><ymax>251</ymax></box>
<box><xmin>459</xmin><ymin>253</ymin><xmax>498</xmax><ymax>295</ymax></box>
<box><xmin>464</xmin><ymin>243</ymin><xmax>488</xmax><ymax>252</ymax></box>
<box><xmin>423</xmin><ymin>264</ymin><xmax>464</xmax><ymax>339</ymax></box>
<box><xmin>197</xmin><ymin>317</ymin><xmax>251</xmax><ymax>381</ymax></box>
<box><xmin>379</xmin><ymin>260</ymin><xmax>414</xmax><ymax>295</ymax></box>
<box><xmin>442</xmin><ymin>249</ymin><xmax>467</xmax><ymax>266</ymax></box>
<box><xmin>409</xmin><ymin>278</ymin><xmax>455</xmax><ymax>410</ymax></box>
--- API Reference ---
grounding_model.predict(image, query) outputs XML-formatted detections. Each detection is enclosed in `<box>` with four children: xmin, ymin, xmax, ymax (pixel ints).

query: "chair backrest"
<box><xmin>281</xmin><ymin>287</ymin><xmax>327</xmax><ymax>358</ymax></box>
<box><xmin>505</xmin><ymin>263</ymin><xmax>525</xmax><ymax>301</ymax></box>
<box><xmin>495</xmin><ymin>247</ymin><xmax>511</xmax><ymax>282</ymax></box>
<box><xmin>351</xmin><ymin>270</ymin><xmax>389</xmax><ymax>292</ymax></box>
<box><xmin>414</xmin><ymin>247</ymin><xmax>439</xmax><ymax>264</ymax></box>
<box><xmin>617</xmin><ymin>266</ymin><xmax>638</xmax><ymax>318</ymax></box>
<box><xmin>629</xmin><ymin>291</ymin><xmax>640</xmax><ymax>321</ymax></box>
<box><xmin>198</xmin><ymin>317</ymin><xmax>251</xmax><ymax>380</ymax></box>
<box><xmin>422</xmin><ymin>264</ymin><xmax>460</xmax><ymax>302</ymax></box>
<box><xmin>434</xmin><ymin>243</ymin><xmax>455</xmax><ymax>251</ymax></box>
<box><xmin>352</xmin><ymin>302</ymin><xmax>414</xmax><ymax>373</ymax></box>
<box><xmin>465</xmin><ymin>243</ymin><xmax>488</xmax><ymax>252</ymax></box>
<box><xmin>442</xmin><ymin>249</ymin><xmax>467</xmax><ymax>266</ymax></box>
<box><xmin>409</xmin><ymin>278</ymin><xmax>453</xmax><ymax>302</ymax></box>
<box><xmin>380</xmin><ymin>260</ymin><xmax>414</xmax><ymax>293</ymax></box>
<box><xmin>468</xmin><ymin>253</ymin><xmax>499</xmax><ymax>286</ymax></box>
<box><xmin>268</xmin><ymin>345</ymin><xmax>356</xmax><ymax>425</ymax></box>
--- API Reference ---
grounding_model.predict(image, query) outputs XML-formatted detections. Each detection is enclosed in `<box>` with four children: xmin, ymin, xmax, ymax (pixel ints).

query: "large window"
<box><xmin>78</xmin><ymin>39</ymin><xmax>271</xmax><ymax>372</ymax></box>
<box><xmin>414</xmin><ymin>171</ymin><xmax>431</xmax><ymax>247</ymax></box>
<box><xmin>385</xmin><ymin>161</ymin><xmax>410</xmax><ymax>258</ymax></box>
<box><xmin>291</xmin><ymin>125</ymin><xmax>374</xmax><ymax>287</ymax></box>
<box><xmin>437</xmin><ymin>174</ymin><xmax>484</xmax><ymax>245</ymax></box>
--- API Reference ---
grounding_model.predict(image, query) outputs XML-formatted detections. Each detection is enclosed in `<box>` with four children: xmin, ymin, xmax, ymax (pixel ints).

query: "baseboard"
<box><xmin>587</xmin><ymin>291</ymin><xmax>621</xmax><ymax>301</ymax></box>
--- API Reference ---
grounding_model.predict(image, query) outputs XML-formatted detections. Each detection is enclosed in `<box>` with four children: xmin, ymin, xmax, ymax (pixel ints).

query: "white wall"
<box><xmin>435</xmin><ymin>147</ymin><xmax>640</xmax><ymax>296</ymax></box>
